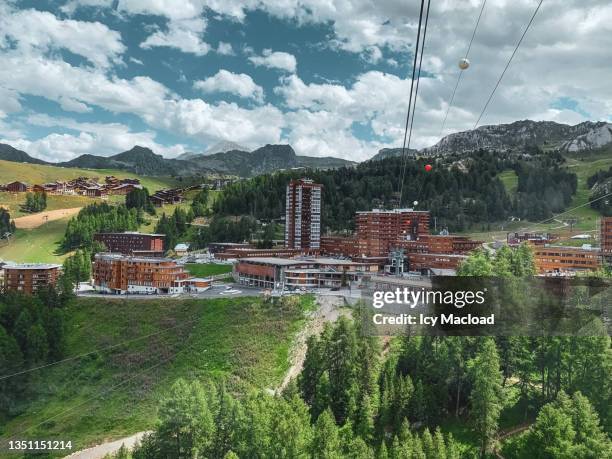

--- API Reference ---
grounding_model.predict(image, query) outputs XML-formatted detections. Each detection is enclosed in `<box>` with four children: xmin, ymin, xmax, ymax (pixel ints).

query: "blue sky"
<box><xmin>0</xmin><ymin>0</ymin><xmax>610</xmax><ymax>162</ymax></box>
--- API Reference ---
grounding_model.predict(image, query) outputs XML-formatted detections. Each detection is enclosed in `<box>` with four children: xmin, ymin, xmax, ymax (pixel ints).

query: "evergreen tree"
<box><xmin>469</xmin><ymin>338</ymin><xmax>504</xmax><ymax>457</ymax></box>
<box><xmin>377</xmin><ymin>440</ymin><xmax>389</xmax><ymax>459</ymax></box>
<box><xmin>312</xmin><ymin>409</ymin><xmax>342</xmax><ymax>459</ymax></box>
<box><xmin>0</xmin><ymin>208</ymin><xmax>15</xmax><ymax>236</ymax></box>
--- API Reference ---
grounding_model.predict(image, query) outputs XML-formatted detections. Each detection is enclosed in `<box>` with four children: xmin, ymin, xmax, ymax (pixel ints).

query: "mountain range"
<box><xmin>1</xmin><ymin>120</ymin><xmax>610</xmax><ymax>177</ymax></box>
<box><xmin>370</xmin><ymin>120</ymin><xmax>612</xmax><ymax>160</ymax></box>
<box><xmin>177</xmin><ymin>140</ymin><xmax>250</xmax><ymax>160</ymax></box>
<box><xmin>0</xmin><ymin>143</ymin><xmax>354</xmax><ymax>177</ymax></box>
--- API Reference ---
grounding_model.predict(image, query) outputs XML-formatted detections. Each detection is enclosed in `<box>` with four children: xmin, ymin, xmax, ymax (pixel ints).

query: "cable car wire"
<box><xmin>438</xmin><ymin>0</ymin><xmax>488</xmax><ymax>139</ymax></box>
<box><xmin>398</xmin><ymin>0</ymin><xmax>429</xmax><ymax>206</ymax></box>
<box><xmin>8</xmin><ymin>332</ymin><xmax>198</xmax><ymax>439</ymax></box>
<box><xmin>398</xmin><ymin>0</ymin><xmax>425</xmax><ymax>205</ymax></box>
<box><xmin>0</xmin><ymin>316</ymin><xmax>200</xmax><ymax>381</ymax></box>
<box><xmin>404</xmin><ymin>0</ymin><xmax>433</xmax><ymax>208</ymax></box>
<box><xmin>473</xmin><ymin>0</ymin><xmax>544</xmax><ymax>128</ymax></box>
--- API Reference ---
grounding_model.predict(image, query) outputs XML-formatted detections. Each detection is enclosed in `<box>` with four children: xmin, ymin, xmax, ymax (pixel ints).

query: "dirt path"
<box><xmin>275</xmin><ymin>295</ymin><xmax>348</xmax><ymax>394</ymax></box>
<box><xmin>493</xmin><ymin>422</ymin><xmax>533</xmax><ymax>459</ymax></box>
<box><xmin>14</xmin><ymin>207</ymin><xmax>82</xmax><ymax>229</ymax></box>
<box><xmin>63</xmin><ymin>432</ymin><xmax>150</xmax><ymax>459</ymax></box>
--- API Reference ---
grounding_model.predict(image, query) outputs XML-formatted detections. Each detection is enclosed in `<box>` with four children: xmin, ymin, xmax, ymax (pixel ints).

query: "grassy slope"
<box><xmin>185</xmin><ymin>263</ymin><xmax>233</xmax><ymax>277</ymax></box>
<box><xmin>498</xmin><ymin>169</ymin><xmax>519</xmax><ymax>196</ymax></box>
<box><xmin>0</xmin><ymin>217</ymin><xmax>69</xmax><ymax>263</ymax></box>
<box><xmin>0</xmin><ymin>161</ymin><xmax>189</xmax><ymax>263</ymax></box>
<box><xmin>0</xmin><ymin>295</ymin><xmax>315</xmax><ymax>450</ymax></box>
<box><xmin>468</xmin><ymin>151</ymin><xmax>612</xmax><ymax>242</ymax></box>
<box><xmin>0</xmin><ymin>192</ymin><xmax>95</xmax><ymax>218</ymax></box>
<box><xmin>0</xmin><ymin>159</ymin><xmax>178</xmax><ymax>193</ymax></box>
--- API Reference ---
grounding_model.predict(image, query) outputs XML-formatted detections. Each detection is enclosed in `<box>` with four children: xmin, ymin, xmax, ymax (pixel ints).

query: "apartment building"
<box><xmin>285</xmin><ymin>179</ymin><xmax>322</xmax><ymax>250</ymax></box>
<box><xmin>93</xmin><ymin>254</ymin><xmax>189</xmax><ymax>294</ymax></box>
<box><xmin>93</xmin><ymin>232</ymin><xmax>165</xmax><ymax>257</ymax></box>
<box><xmin>355</xmin><ymin>209</ymin><xmax>430</xmax><ymax>257</ymax></box>
<box><xmin>406</xmin><ymin>253</ymin><xmax>468</xmax><ymax>273</ymax></box>
<box><xmin>398</xmin><ymin>234</ymin><xmax>482</xmax><ymax>254</ymax></box>
<box><xmin>601</xmin><ymin>217</ymin><xmax>612</xmax><ymax>261</ymax></box>
<box><xmin>3</xmin><ymin>263</ymin><xmax>61</xmax><ymax>294</ymax></box>
<box><xmin>507</xmin><ymin>232</ymin><xmax>558</xmax><ymax>246</ymax></box>
<box><xmin>533</xmin><ymin>246</ymin><xmax>601</xmax><ymax>274</ymax></box>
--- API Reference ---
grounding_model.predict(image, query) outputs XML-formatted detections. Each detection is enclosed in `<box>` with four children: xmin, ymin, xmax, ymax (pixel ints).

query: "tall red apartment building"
<box><xmin>285</xmin><ymin>179</ymin><xmax>322</xmax><ymax>250</ymax></box>
<box><xmin>355</xmin><ymin>209</ymin><xmax>430</xmax><ymax>257</ymax></box>
<box><xmin>601</xmin><ymin>217</ymin><xmax>612</xmax><ymax>261</ymax></box>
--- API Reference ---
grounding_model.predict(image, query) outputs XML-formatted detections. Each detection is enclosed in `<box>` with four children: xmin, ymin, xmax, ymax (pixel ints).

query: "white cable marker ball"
<box><xmin>459</xmin><ymin>57</ymin><xmax>470</xmax><ymax>70</ymax></box>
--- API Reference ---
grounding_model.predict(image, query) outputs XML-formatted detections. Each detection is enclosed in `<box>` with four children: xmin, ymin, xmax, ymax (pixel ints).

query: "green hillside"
<box><xmin>0</xmin><ymin>217</ymin><xmax>69</xmax><ymax>263</ymax></box>
<box><xmin>0</xmin><ymin>159</ymin><xmax>178</xmax><ymax>193</ymax></box>
<box><xmin>0</xmin><ymin>192</ymin><xmax>94</xmax><ymax>218</ymax></box>
<box><xmin>475</xmin><ymin>151</ymin><xmax>612</xmax><ymax>243</ymax></box>
<box><xmin>0</xmin><ymin>295</ymin><xmax>314</xmax><ymax>451</ymax></box>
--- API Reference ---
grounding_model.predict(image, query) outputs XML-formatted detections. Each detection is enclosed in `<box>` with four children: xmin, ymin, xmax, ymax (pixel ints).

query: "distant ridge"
<box><xmin>371</xmin><ymin>120</ymin><xmax>612</xmax><ymax>159</ymax></box>
<box><xmin>0</xmin><ymin>143</ymin><xmax>354</xmax><ymax>177</ymax></box>
<box><xmin>177</xmin><ymin>141</ymin><xmax>250</xmax><ymax>160</ymax></box>
<box><xmin>0</xmin><ymin>143</ymin><xmax>48</xmax><ymax>165</ymax></box>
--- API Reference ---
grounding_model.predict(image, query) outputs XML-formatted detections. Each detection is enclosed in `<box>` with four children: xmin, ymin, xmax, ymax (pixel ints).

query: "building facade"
<box><xmin>93</xmin><ymin>232</ymin><xmax>165</xmax><ymax>257</ymax></box>
<box><xmin>234</xmin><ymin>257</ymin><xmax>378</xmax><ymax>289</ymax></box>
<box><xmin>601</xmin><ymin>217</ymin><xmax>612</xmax><ymax>261</ymax></box>
<box><xmin>533</xmin><ymin>246</ymin><xmax>601</xmax><ymax>274</ymax></box>
<box><xmin>93</xmin><ymin>254</ymin><xmax>189</xmax><ymax>294</ymax></box>
<box><xmin>215</xmin><ymin>247</ymin><xmax>304</xmax><ymax>260</ymax></box>
<box><xmin>507</xmin><ymin>232</ymin><xmax>558</xmax><ymax>246</ymax></box>
<box><xmin>355</xmin><ymin>209</ymin><xmax>430</xmax><ymax>257</ymax></box>
<box><xmin>406</xmin><ymin>252</ymin><xmax>468</xmax><ymax>273</ymax></box>
<box><xmin>6</xmin><ymin>181</ymin><xmax>29</xmax><ymax>193</ymax></box>
<box><xmin>3</xmin><ymin>263</ymin><xmax>61</xmax><ymax>294</ymax></box>
<box><xmin>285</xmin><ymin>179</ymin><xmax>322</xmax><ymax>250</ymax></box>
<box><xmin>397</xmin><ymin>234</ymin><xmax>482</xmax><ymax>255</ymax></box>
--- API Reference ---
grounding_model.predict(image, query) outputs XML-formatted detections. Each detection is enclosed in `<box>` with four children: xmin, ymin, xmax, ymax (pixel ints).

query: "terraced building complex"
<box><xmin>93</xmin><ymin>254</ymin><xmax>189</xmax><ymax>295</ymax></box>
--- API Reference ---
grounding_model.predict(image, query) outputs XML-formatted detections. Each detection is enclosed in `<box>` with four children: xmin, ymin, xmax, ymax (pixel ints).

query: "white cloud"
<box><xmin>0</xmin><ymin>5</ymin><xmax>125</xmax><ymax>68</ymax></box>
<box><xmin>0</xmin><ymin>52</ymin><xmax>170</xmax><ymax>117</ymax></box>
<box><xmin>217</xmin><ymin>41</ymin><xmax>235</xmax><ymax>55</ymax></box>
<box><xmin>6</xmin><ymin>114</ymin><xmax>187</xmax><ymax>162</ymax></box>
<box><xmin>285</xmin><ymin>109</ymin><xmax>386</xmax><ymax>160</ymax></box>
<box><xmin>158</xmin><ymin>99</ymin><xmax>285</xmax><ymax>148</ymax></box>
<box><xmin>130</xmin><ymin>57</ymin><xmax>144</xmax><ymax>65</ymax></box>
<box><xmin>275</xmin><ymin>72</ymin><xmax>411</xmax><ymax>159</ymax></box>
<box><xmin>249</xmin><ymin>49</ymin><xmax>297</xmax><ymax>73</ymax></box>
<box><xmin>194</xmin><ymin>70</ymin><xmax>264</xmax><ymax>102</ymax></box>
<box><xmin>5</xmin><ymin>0</ymin><xmax>612</xmax><ymax>162</ymax></box>
<box><xmin>0</xmin><ymin>87</ymin><xmax>22</xmax><ymax>118</ymax></box>
<box><xmin>363</xmin><ymin>46</ymin><xmax>383</xmax><ymax>64</ymax></box>
<box><xmin>141</xmin><ymin>17</ymin><xmax>210</xmax><ymax>56</ymax></box>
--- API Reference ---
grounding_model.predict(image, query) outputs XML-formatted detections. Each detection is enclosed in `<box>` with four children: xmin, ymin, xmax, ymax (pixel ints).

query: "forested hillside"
<box><xmin>214</xmin><ymin>150</ymin><xmax>578</xmax><ymax>232</ymax></box>
<box><xmin>105</xmin><ymin>249</ymin><xmax>612</xmax><ymax>458</ymax></box>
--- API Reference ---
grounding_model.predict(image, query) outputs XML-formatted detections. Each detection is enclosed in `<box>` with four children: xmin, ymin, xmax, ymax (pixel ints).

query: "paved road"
<box><xmin>77</xmin><ymin>284</ymin><xmax>263</xmax><ymax>300</ymax></box>
<box><xmin>63</xmin><ymin>432</ymin><xmax>150</xmax><ymax>459</ymax></box>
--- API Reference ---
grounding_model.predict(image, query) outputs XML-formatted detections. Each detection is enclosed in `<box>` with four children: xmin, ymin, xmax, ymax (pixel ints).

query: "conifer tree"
<box><xmin>312</xmin><ymin>409</ymin><xmax>342</xmax><ymax>459</ymax></box>
<box><xmin>469</xmin><ymin>338</ymin><xmax>504</xmax><ymax>457</ymax></box>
